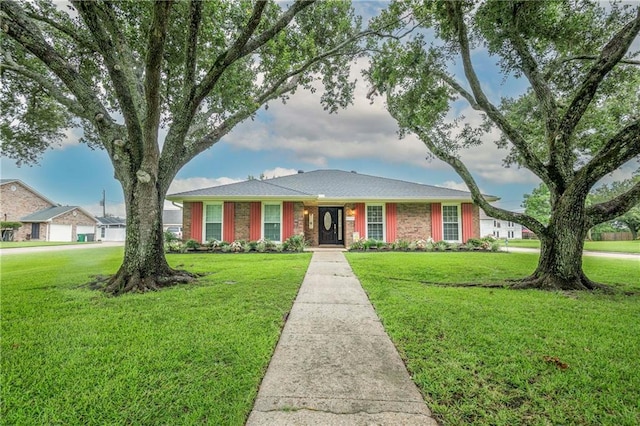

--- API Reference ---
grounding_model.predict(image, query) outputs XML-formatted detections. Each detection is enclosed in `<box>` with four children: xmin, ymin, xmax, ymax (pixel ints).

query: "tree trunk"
<box><xmin>511</xmin><ymin>191</ymin><xmax>608</xmax><ymax>291</ymax></box>
<box><xmin>104</xmin><ymin>178</ymin><xmax>193</xmax><ymax>296</ymax></box>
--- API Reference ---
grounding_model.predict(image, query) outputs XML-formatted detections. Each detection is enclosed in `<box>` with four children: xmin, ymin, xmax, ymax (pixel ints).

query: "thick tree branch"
<box><xmin>72</xmin><ymin>1</ymin><xmax>143</xmax><ymax>146</ymax></box>
<box><xmin>182</xmin><ymin>0</ymin><xmax>202</xmax><ymax>97</ymax></box>
<box><xmin>239</xmin><ymin>0</ymin><xmax>315</xmax><ymax>56</ymax></box>
<box><xmin>557</xmin><ymin>8</ymin><xmax>640</xmax><ymax>147</ymax></box>
<box><xmin>142</xmin><ymin>0</ymin><xmax>173</xmax><ymax>169</ymax></box>
<box><xmin>507</xmin><ymin>5</ymin><xmax>559</xmax><ymax>139</ymax></box>
<box><xmin>448</xmin><ymin>1</ymin><xmax>551</xmax><ymax>185</ymax></box>
<box><xmin>578</xmin><ymin>119</ymin><xmax>640</xmax><ymax>188</ymax></box>
<box><xmin>586</xmin><ymin>180</ymin><xmax>640</xmax><ymax>226</ymax></box>
<box><xmin>1</xmin><ymin>1</ymin><xmax>116</xmax><ymax>136</ymax></box>
<box><xmin>26</xmin><ymin>12</ymin><xmax>97</xmax><ymax>52</ymax></box>
<box><xmin>1</xmin><ymin>52</ymin><xmax>85</xmax><ymax>117</ymax></box>
<box><xmin>192</xmin><ymin>0</ymin><xmax>269</xmax><ymax>105</ymax></box>
<box><xmin>405</xmin><ymin>120</ymin><xmax>548</xmax><ymax>237</ymax></box>
<box><xmin>193</xmin><ymin>0</ymin><xmax>314</xmax><ymax>109</ymax></box>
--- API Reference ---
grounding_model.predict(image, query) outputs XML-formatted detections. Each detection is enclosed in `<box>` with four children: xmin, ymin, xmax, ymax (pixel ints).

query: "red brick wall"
<box><xmin>293</xmin><ymin>202</ymin><xmax>304</xmax><ymax>237</ymax></box>
<box><xmin>396</xmin><ymin>203</ymin><xmax>431</xmax><ymax>241</ymax></box>
<box><xmin>1</xmin><ymin>181</ymin><xmax>55</xmax><ymax>241</ymax></box>
<box><xmin>303</xmin><ymin>205</ymin><xmax>319</xmax><ymax>247</ymax></box>
<box><xmin>182</xmin><ymin>202</ymin><xmax>192</xmax><ymax>241</ymax></box>
<box><xmin>234</xmin><ymin>202</ymin><xmax>251</xmax><ymax>241</ymax></box>
<box><xmin>472</xmin><ymin>204</ymin><xmax>480</xmax><ymax>239</ymax></box>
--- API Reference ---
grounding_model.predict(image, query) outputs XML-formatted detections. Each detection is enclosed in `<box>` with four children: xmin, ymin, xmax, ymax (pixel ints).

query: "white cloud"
<box><xmin>440</xmin><ymin>181</ymin><xmax>470</xmax><ymax>191</ymax></box>
<box><xmin>223</xmin><ymin>58</ymin><xmax>440</xmax><ymax>170</ymax></box>
<box><xmin>222</xmin><ymin>59</ymin><xmax>547</xmax><ymax>183</ymax></box>
<box><xmin>55</xmin><ymin>127</ymin><xmax>83</xmax><ymax>149</ymax></box>
<box><xmin>168</xmin><ymin>176</ymin><xmax>242</xmax><ymax>194</ymax></box>
<box><xmin>82</xmin><ymin>202</ymin><xmax>127</xmax><ymax>218</ymax></box>
<box><xmin>261</xmin><ymin>167</ymin><xmax>299</xmax><ymax>179</ymax></box>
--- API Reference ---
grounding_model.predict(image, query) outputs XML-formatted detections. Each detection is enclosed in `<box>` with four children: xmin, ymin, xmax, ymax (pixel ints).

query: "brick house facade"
<box><xmin>1</xmin><ymin>179</ymin><xmax>97</xmax><ymax>241</ymax></box>
<box><xmin>168</xmin><ymin>170</ymin><xmax>491</xmax><ymax>248</ymax></box>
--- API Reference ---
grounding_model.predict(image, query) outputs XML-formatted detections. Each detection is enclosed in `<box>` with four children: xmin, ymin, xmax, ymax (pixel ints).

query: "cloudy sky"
<box><xmin>1</xmin><ymin>1</ymin><xmax>636</xmax><ymax>218</ymax></box>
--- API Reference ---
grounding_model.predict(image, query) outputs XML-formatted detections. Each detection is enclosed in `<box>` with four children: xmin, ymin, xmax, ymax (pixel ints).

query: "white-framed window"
<box><xmin>508</xmin><ymin>230</ymin><xmax>514</xmax><ymax>239</ymax></box>
<box><xmin>366</xmin><ymin>204</ymin><xmax>385</xmax><ymax>241</ymax></box>
<box><xmin>204</xmin><ymin>203</ymin><xmax>223</xmax><ymax>241</ymax></box>
<box><xmin>442</xmin><ymin>204</ymin><xmax>461</xmax><ymax>242</ymax></box>
<box><xmin>263</xmin><ymin>203</ymin><xmax>282</xmax><ymax>242</ymax></box>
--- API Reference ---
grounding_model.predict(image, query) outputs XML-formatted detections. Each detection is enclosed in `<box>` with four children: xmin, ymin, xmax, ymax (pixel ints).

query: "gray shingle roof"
<box><xmin>96</xmin><ymin>216</ymin><xmax>126</xmax><ymax>226</ymax></box>
<box><xmin>21</xmin><ymin>206</ymin><xmax>80</xmax><ymax>222</ymax></box>
<box><xmin>167</xmin><ymin>169</ymin><xmax>498</xmax><ymax>202</ymax></box>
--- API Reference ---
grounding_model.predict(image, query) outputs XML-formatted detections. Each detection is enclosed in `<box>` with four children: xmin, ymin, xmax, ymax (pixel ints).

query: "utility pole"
<box><xmin>101</xmin><ymin>189</ymin><xmax>106</xmax><ymax>217</ymax></box>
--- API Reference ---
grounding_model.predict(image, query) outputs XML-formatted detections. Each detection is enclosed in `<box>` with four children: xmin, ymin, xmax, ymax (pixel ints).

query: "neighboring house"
<box><xmin>1</xmin><ymin>179</ymin><xmax>97</xmax><ymax>241</ymax></box>
<box><xmin>479</xmin><ymin>209</ymin><xmax>523</xmax><ymax>240</ymax></box>
<box><xmin>96</xmin><ymin>216</ymin><xmax>127</xmax><ymax>242</ymax></box>
<box><xmin>166</xmin><ymin>169</ymin><xmax>499</xmax><ymax>247</ymax></box>
<box><xmin>162</xmin><ymin>209</ymin><xmax>183</xmax><ymax>230</ymax></box>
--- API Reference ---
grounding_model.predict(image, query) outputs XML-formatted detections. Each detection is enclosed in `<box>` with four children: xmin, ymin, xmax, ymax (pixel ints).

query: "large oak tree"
<box><xmin>1</xmin><ymin>0</ymin><xmax>364</xmax><ymax>294</ymax></box>
<box><xmin>367</xmin><ymin>0</ymin><xmax>640</xmax><ymax>290</ymax></box>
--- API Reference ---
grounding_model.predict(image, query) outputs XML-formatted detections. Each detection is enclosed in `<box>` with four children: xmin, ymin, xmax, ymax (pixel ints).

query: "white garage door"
<box><xmin>49</xmin><ymin>224</ymin><xmax>72</xmax><ymax>242</ymax></box>
<box><xmin>77</xmin><ymin>225</ymin><xmax>95</xmax><ymax>234</ymax></box>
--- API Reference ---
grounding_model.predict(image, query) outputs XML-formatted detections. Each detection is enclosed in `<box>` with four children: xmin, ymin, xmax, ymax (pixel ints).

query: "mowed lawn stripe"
<box><xmin>1</xmin><ymin>248</ymin><xmax>311</xmax><ymax>425</ymax></box>
<box><xmin>346</xmin><ymin>252</ymin><xmax>640</xmax><ymax>426</ymax></box>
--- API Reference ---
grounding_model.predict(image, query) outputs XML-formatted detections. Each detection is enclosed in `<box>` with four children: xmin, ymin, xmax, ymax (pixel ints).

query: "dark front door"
<box><xmin>31</xmin><ymin>223</ymin><xmax>40</xmax><ymax>240</ymax></box>
<box><xmin>318</xmin><ymin>207</ymin><xmax>344</xmax><ymax>245</ymax></box>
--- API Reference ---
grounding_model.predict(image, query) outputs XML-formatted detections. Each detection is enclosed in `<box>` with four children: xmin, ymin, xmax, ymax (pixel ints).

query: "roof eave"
<box><xmin>166</xmin><ymin>195</ymin><xmax>500</xmax><ymax>203</ymax></box>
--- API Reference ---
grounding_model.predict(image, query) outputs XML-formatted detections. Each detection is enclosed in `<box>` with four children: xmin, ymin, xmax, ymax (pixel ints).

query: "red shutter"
<box><xmin>249</xmin><ymin>202</ymin><xmax>261</xmax><ymax>241</ymax></box>
<box><xmin>431</xmin><ymin>203</ymin><xmax>442</xmax><ymax>241</ymax></box>
<box><xmin>224</xmin><ymin>202</ymin><xmax>235</xmax><ymax>242</ymax></box>
<box><xmin>354</xmin><ymin>203</ymin><xmax>365</xmax><ymax>238</ymax></box>
<box><xmin>282</xmin><ymin>202</ymin><xmax>295</xmax><ymax>241</ymax></box>
<box><xmin>386</xmin><ymin>203</ymin><xmax>397</xmax><ymax>243</ymax></box>
<box><xmin>461</xmin><ymin>203</ymin><xmax>474</xmax><ymax>243</ymax></box>
<box><xmin>191</xmin><ymin>202</ymin><xmax>203</xmax><ymax>243</ymax></box>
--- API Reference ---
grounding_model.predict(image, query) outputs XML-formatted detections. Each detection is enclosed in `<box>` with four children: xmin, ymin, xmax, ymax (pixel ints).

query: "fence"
<box><xmin>591</xmin><ymin>232</ymin><xmax>634</xmax><ymax>241</ymax></box>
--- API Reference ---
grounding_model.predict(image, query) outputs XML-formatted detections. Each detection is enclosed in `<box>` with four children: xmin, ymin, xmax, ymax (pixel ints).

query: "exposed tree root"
<box><xmin>88</xmin><ymin>268</ymin><xmax>198</xmax><ymax>296</ymax></box>
<box><xmin>509</xmin><ymin>272</ymin><xmax>615</xmax><ymax>293</ymax></box>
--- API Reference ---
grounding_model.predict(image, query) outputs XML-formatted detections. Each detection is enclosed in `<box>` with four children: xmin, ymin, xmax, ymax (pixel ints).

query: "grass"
<box><xmin>0</xmin><ymin>241</ymin><xmax>97</xmax><ymax>249</ymax></box>
<box><xmin>345</xmin><ymin>252</ymin><xmax>640</xmax><ymax>425</ymax></box>
<box><xmin>1</xmin><ymin>248</ymin><xmax>311</xmax><ymax>425</ymax></box>
<box><xmin>506</xmin><ymin>239</ymin><xmax>640</xmax><ymax>253</ymax></box>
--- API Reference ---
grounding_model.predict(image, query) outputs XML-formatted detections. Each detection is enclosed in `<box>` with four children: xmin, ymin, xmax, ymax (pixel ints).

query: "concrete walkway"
<box><xmin>246</xmin><ymin>251</ymin><xmax>436</xmax><ymax>425</ymax></box>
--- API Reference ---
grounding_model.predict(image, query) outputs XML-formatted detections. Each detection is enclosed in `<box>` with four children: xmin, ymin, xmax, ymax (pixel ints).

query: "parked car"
<box><xmin>166</xmin><ymin>226</ymin><xmax>182</xmax><ymax>239</ymax></box>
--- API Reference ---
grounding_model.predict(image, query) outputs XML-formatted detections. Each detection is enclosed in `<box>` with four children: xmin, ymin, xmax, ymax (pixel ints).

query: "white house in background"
<box><xmin>480</xmin><ymin>209</ymin><xmax>523</xmax><ymax>240</ymax></box>
<box><xmin>96</xmin><ymin>216</ymin><xmax>126</xmax><ymax>241</ymax></box>
<box><xmin>162</xmin><ymin>209</ymin><xmax>182</xmax><ymax>230</ymax></box>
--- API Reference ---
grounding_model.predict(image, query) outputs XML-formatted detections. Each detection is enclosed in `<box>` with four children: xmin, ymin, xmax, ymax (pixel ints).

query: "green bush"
<box><xmin>164</xmin><ymin>230</ymin><xmax>179</xmax><ymax>243</ymax></box>
<box><xmin>184</xmin><ymin>239</ymin><xmax>200</xmax><ymax>250</ymax></box>
<box><xmin>282</xmin><ymin>234</ymin><xmax>307</xmax><ymax>252</ymax></box>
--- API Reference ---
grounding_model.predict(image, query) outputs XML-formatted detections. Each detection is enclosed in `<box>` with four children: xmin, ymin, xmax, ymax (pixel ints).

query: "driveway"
<box><xmin>0</xmin><ymin>241</ymin><xmax>125</xmax><ymax>256</ymax></box>
<box><xmin>503</xmin><ymin>246</ymin><xmax>640</xmax><ymax>261</ymax></box>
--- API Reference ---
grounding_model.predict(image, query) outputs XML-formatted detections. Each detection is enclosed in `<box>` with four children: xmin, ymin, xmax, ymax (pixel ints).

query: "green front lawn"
<box><xmin>346</xmin><ymin>252</ymin><xmax>640</xmax><ymax>426</ymax></box>
<box><xmin>1</xmin><ymin>248</ymin><xmax>311</xmax><ymax>425</ymax></box>
<box><xmin>506</xmin><ymin>239</ymin><xmax>640</xmax><ymax>253</ymax></box>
